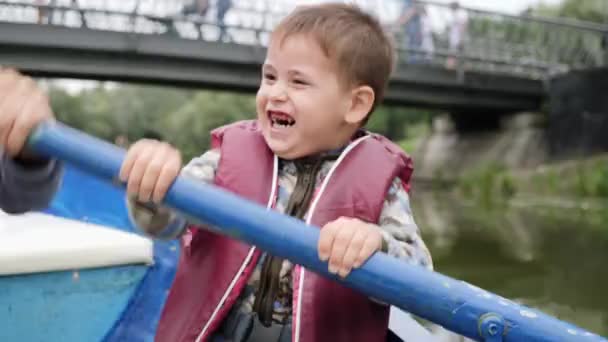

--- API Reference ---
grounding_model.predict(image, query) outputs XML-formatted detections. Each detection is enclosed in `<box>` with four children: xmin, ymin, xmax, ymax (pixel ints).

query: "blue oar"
<box><xmin>28</xmin><ymin>121</ymin><xmax>607</xmax><ymax>342</ymax></box>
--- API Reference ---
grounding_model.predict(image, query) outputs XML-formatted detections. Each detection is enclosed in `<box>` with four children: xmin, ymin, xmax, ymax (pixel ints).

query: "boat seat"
<box><xmin>0</xmin><ymin>211</ymin><xmax>153</xmax><ymax>276</ymax></box>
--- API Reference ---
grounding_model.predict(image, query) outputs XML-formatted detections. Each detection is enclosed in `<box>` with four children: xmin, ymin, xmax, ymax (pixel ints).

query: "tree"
<box><xmin>534</xmin><ymin>0</ymin><xmax>608</xmax><ymax>23</ymax></box>
<box><xmin>159</xmin><ymin>91</ymin><xmax>255</xmax><ymax>159</ymax></box>
<box><xmin>47</xmin><ymin>81</ymin><xmax>430</xmax><ymax>161</ymax></box>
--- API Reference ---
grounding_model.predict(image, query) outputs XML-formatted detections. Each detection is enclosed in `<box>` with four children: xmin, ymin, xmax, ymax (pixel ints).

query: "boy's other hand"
<box><xmin>119</xmin><ymin>139</ymin><xmax>182</xmax><ymax>204</ymax></box>
<box><xmin>0</xmin><ymin>68</ymin><xmax>54</xmax><ymax>158</ymax></box>
<box><xmin>318</xmin><ymin>217</ymin><xmax>383</xmax><ymax>278</ymax></box>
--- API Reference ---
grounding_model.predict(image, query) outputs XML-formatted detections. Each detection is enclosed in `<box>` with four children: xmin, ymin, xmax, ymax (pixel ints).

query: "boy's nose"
<box><xmin>268</xmin><ymin>84</ymin><xmax>288</xmax><ymax>102</ymax></box>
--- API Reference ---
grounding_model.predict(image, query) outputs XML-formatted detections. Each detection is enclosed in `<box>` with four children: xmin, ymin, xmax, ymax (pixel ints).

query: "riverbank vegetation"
<box><xmin>47</xmin><ymin>82</ymin><xmax>435</xmax><ymax>160</ymax></box>
<box><xmin>454</xmin><ymin>156</ymin><xmax>608</xmax><ymax>208</ymax></box>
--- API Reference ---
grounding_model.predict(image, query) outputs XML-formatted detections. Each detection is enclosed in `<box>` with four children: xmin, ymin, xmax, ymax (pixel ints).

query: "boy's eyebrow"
<box><xmin>262</xmin><ymin>63</ymin><xmax>275</xmax><ymax>71</ymax></box>
<box><xmin>261</xmin><ymin>64</ymin><xmax>313</xmax><ymax>78</ymax></box>
<box><xmin>287</xmin><ymin>68</ymin><xmax>311</xmax><ymax>78</ymax></box>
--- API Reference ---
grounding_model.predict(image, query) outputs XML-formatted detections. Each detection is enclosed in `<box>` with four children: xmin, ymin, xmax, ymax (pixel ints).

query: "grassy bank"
<box><xmin>452</xmin><ymin>155</ymin><xmax>608</xmax><ymax>207</ymax></box>
<box><xmin>397</xmin><ymin>122</ymin><xmax>428</xmax><ymax>156</ymax></box>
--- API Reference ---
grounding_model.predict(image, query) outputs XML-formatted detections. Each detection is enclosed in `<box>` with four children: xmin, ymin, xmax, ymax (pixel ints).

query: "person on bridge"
<box><xmin>446</xmin><ymin>1</ymin><xmax>468</xmax><ymax>69</ymax></box>
<box><xmin>0</xmin><ymin>68</ymin><xmax>63</xmax><ymax>214</ymax></box>
<box><xmin>396</xmin><ymin>0</ymin><xmax>423</xmax><ymax>62</ymax></box>
<box><xmin>216</xmin><ymin>0</ymin><xmax>232</xmax><ymax>42</ymax></box>
<box><xmin>35</xmin><ymin>0</ymin><xmax>50</xmax><ymax>24</ymax></box>
<box><xmin>182</xmin><ymin>0</ymin><xmax>210</xmax><ymax>18</ymax></box>
<box><xmin>419</xmin><ymin>6</ymin><xmax>435</xmax><ymax>62</ymax></box>
<box><xmin>121</xmin><ymin>3</ymin><xmax>432</xmax><ymax>342</ymax></box>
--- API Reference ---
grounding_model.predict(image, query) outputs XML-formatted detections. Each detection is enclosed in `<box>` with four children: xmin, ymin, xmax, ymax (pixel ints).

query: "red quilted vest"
<box><xmin>154</xmin><ymin>120</ymin><xmax>413</xmax><ymax>342</ymax></box>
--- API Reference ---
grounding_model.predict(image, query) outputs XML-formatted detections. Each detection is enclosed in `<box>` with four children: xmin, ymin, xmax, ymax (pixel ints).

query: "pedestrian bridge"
<box><xmin>0</xmin><ymin>0</ymin><xmax>606</xmax><ymax>113</ymax></box>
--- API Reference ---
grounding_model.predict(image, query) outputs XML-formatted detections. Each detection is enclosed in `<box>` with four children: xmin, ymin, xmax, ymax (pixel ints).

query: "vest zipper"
<box><xmin>293</xmin><ymin>135</ymin><xmax>371</xmax><ymax>342</ymax></box>
<box><xmin>195</xmin><ymin>155</ymin><xmax>279</xmax><ymax>342</ymax></box>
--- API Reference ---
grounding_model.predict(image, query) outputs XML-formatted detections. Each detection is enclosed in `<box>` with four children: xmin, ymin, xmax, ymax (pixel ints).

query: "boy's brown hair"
<box><xmin>271</xmin><ymin>3</ymin><xmax>395</xmax><ymax>118</ymax></box>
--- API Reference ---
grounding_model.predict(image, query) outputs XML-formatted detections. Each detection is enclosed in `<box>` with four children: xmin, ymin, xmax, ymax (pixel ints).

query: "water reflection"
<box><xmin>412</xmin><ymin>191</ymin><xmax>608</xmax><ymax>336</ymax></box>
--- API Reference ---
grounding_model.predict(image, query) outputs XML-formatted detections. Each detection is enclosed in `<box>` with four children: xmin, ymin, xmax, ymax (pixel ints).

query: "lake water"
<box><xmin>412</xmin><ymin>192</ymin><xmax>608</xmax><ymax>337</ymax></box>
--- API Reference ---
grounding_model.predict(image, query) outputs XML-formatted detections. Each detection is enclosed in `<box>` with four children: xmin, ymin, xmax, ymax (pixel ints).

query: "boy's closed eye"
<box><xmin>263</xmin><ymin>73</ymin><xmax>276</xmax><ymax>82</ymax></box>
<box><xmin>292</xmin><ymin>78</ymin><xmax>309</xmax><ymax>86</ymax></box>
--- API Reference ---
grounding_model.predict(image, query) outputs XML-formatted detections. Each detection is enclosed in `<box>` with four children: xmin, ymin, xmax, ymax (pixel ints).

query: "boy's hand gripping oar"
<box><xmin>27</xmin><ymin>121</ymin><xmax>607</xmax><ymax>342</ymax></box>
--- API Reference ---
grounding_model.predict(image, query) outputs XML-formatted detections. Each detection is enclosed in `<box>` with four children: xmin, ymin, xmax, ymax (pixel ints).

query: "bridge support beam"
<box><xmin>548</xmin><ymin>68</ymin><xmax>608</xmax><ymax>157</ymax></box>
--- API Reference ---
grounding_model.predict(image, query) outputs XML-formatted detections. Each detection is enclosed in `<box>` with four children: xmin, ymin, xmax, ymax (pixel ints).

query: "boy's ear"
<box><xmin>344</xmin><ymin>85</ymin><xmax>375</xmax><ymax>125</ymax></box>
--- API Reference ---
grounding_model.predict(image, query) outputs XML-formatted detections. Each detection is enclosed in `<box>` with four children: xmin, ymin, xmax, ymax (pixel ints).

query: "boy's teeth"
<box><xmin>270</xmin><ymin>113</ymin><xmax>295</xmax><ymax>128</ymax></box>
<box><xmin>273</xmin><ymin>121</ymin><xmax>289</xmax><ymax>128</ymax></box>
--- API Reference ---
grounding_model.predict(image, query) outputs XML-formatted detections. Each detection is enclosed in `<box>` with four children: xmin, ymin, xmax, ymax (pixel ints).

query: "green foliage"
<box><xmin>159</xmin><ymin>91</ymin><xmax>255</xmax><ymax>160</ymax></box>
<box><xmin>398</xmin><ymin>122</ymin><xmax>429</xmax><ymax>155</ymax></box>
<box><xmin>534</xmin><ymin>0</ymin><xmax>608</xmax><ymax>23</ymax></box>
<box><xmin>367</xmin><ymin>106</ymin><xmax>435</xmax><ymax>141</ymax></box>
<box><xmin>500</xmin><ymin>155</ymin><xmax>608</xmax><ymax>201</ymax></box>
<box><xmin>463</xmin><ymin>0</ymin><xmax>607</xmax><ymax>70</ymax></box>
<box><xmin>573</xmin><ymin>161</ymin><xmax>608</xmax><ymax>198</ymax></box>
<box><xmin>48</xmin><ymin>83</ymin><xmax>254</xmax><ymax>160</ymax></box>
<box><xmin>49</xmin><ymin>84</ymin><xmax>194</xmax><ymax>143</ymax></box>
<box><xmin>457</xmin><ymin>163</ymin><xmax>517</xmax><ymax>207</ymax></box>
<box><xmin>47</xmin><ymin>81</ymin><xmax>434</xmax><ymax>162</ymax></box>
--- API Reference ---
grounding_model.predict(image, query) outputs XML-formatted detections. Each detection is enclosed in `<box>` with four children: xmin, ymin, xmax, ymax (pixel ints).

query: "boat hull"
<box><xmin>0</xmin><ymin>265</ymin><xmax>147</xmax><ymax>342</ymax></box>
<box><xmin>0</xmin><ymin>164</ymin><xmax>179</xmax><ymax>342</ymax></box>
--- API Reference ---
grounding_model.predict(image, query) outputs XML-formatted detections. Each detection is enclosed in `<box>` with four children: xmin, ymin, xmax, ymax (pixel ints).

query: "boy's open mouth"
<box><xmin>268</xmin><ymin>110</ymin><xmax>295</xmax><ymax>128</ymax></box>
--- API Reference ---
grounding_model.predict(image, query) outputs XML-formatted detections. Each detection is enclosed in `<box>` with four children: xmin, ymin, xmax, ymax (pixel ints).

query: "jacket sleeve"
<box><xmin>0</xmin><ymin>152</ymin><xmax>63</xmax><ymax>214</ymax></box>
<box><xmin>127</xmin><ymin>148</ymin><xmax>221</xmax><ymax>240</ymax></box>
<box><xmin>367</xmin><ymin>177</ymin><xmax>433</xmax><ymax>306</ymax></box>
<box><xmin>377</xmin><ymin>177</ymin><xmax>433</xmax><ymax>270</ymax></box>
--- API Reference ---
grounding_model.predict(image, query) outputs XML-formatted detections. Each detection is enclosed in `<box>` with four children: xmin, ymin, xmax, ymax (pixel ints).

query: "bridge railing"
<box><xmin>0</xmin><ymin>0</ymin><xmax>280</xmax><ymax>40</ymax></box>
<box><xmin>402</xmin><ymin>0</ymin><xmax>608</xmax><ymax>77</ymax></box>
<box><xmin>0</xmin><ymin>0</ymin><xmax>607</xmax><ymax>78</ymax></box>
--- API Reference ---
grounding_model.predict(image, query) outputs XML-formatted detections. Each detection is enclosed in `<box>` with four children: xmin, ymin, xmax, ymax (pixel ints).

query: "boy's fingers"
<box><xmin>328</xmin><ymin>226</ymin><xmax>353</xmax><ymax>275</ymax></box>
<box><xmin>0</xmin><ymin>78</ymin><xmax>29</xmax><ymax>151</ymax></box>
<box><xmin>6</xmin><ymin>106</ymin><xmax>36</xmax><ymax>156</ymax></box>
<box><xmin>6</xmin><ymin>92</ymin><xmax>45</xmax><ymax>156</ymax></box>
<box><xmin>0</xmin><ymin>109</ymin><xmax>15</xmax><ymax>153</ymax></box>
<box><xmin>138</xmin><ymin>145</ymin><xmax>167</xmax><ymax>203</ymax></box>
<box><xmin>354</xmin><ymin>232</ymin><xmax>383</xmax><ymax>269</ymax></box>
<box><xmin>127</xmin><ymin>146</ymin><xmax>154</xmax><ymax>196</ymax></box>
<box><xmin>0</xmin><ymin>69</ymin><xmax>19</xmax><ymax>94</ymax></box>
<box><xmin>338</xmin><ymin>229</ymin><xmax>367</xmax><ymax>277</ymax></box>
<box><xmin>120</xmin><ymin>141</ymin><xmax>146</xmax><ymax>181</ymax></box>
<box><xmin>318</xmin><ymin>222</ymin><xmax>338</xmax><ymax>261</ymax></box>
<box><xmin>152</xmin><ymin>149</ymin><xmax>181</xmax><ymax>204</ymax></box>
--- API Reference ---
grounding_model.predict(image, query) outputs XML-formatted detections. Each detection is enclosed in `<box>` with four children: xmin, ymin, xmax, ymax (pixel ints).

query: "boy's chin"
<box><xmin>267</xmin><ymin>142</ymin><xmax>295</xmax><ymax>159</ymax></box>
<box><xmin>265</xmin><ymin>137</ymin><xmax>302</xmax><ymax>160</ymax></box>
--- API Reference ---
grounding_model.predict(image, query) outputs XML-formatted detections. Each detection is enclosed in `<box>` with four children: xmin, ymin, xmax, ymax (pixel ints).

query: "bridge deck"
<box><xmin>0</xmin><ymin>22</ymin><xmax>544</xmax><ymax>112</ymax></box>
